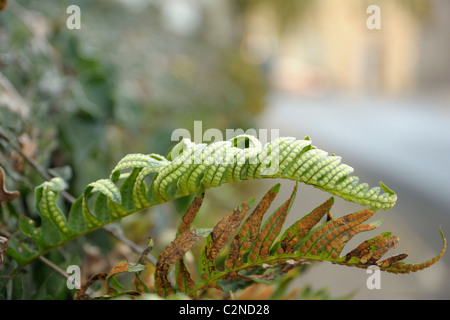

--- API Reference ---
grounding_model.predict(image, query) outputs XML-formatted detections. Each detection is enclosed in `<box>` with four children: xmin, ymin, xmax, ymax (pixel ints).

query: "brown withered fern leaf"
<box><xmin>154</xmin><ymin>183</ymin><xmax>446</xmax><ymax>298</ymax></box>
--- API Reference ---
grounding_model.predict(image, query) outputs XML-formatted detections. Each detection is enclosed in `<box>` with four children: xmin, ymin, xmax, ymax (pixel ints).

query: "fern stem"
<box><xmin>102</xmin><ymin>224</ymin><xmax>158</xmax><ymax>266</ymax></box>
<box><xmin>38</xmin><ymin>256</ymin><xmax>70</xmax><ymax>279</ymax></box>
<box><xmin>9</xmin><ymin>205</ymin><xmax>153</xmax><ymax>272</ymax></box>
<box><xmin>187</xmin><ymin>255</ymin><xmax>314</xmax><ymax>296</ymax></box>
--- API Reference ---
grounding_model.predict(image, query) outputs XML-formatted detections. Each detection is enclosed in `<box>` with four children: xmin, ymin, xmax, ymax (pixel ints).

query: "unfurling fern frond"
<box><xmin>7</xmin><ymin>135</ymin><xmax>399</xmax><ymax>267</ymax></box>
<box><xmin>154</xmin><ymin>183</ymin><xmax>446</xmax><ymax>298</ymax></box>
<box><xmin>149</xmin><ymin>135</ymin><xmax>397</xmax><ymax>210</ymax></box>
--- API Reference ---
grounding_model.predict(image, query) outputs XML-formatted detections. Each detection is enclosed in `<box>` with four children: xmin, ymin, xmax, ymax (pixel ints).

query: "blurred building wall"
<box><xmin>240</xmin><ymin>0</ymin><xmax>449</xmax><ymax>97</ymax></box>
<box><xmin>416</xmin><ymin>0</ymin><xmax>450</xmax><ymax>94</ymax></box>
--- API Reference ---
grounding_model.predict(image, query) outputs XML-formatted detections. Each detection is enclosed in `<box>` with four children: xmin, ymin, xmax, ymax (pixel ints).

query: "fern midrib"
<box><xmin>186</xmin><ymin>254</ymin><xmax>343</xmax><ymax>296</ymax></box>
<box><xmin>10</xmin><ymin>204</ymin><xmax>159</xmax><ymax>271</ymax></box>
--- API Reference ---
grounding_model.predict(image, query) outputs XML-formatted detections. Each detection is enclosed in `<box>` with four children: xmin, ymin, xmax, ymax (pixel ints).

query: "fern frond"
<box><xmin>157</xmin><ymin>183</ymin><xmax>445</xmax><ymax>298</ymax></box>
<box><xmin>150</xmin><ymin>136</ymin><xmax>397</xmax><ymax>210</ymax></box>
<box><xmin>7</xmin><ymin>135</ymin><xmax>398</xmax><ymax>268</ymax></box>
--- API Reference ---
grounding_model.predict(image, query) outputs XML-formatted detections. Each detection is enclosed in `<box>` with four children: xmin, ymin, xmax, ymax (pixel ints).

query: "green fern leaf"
<box><xmin>150</xmin><ymin>136</ymin><xmax>397</xmax><ymax>210</ymax></box>
<box><xmin>7</xmin><ymin>135</ymin><xmax>399</xmax><ymax>269</ymax></box>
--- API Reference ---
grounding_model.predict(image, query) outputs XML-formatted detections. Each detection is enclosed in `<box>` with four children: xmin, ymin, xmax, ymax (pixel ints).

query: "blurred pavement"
<box><xmin>257</xmin><ymin>91</ymin><xmax>450</xmax><ymax>299</ymax></box>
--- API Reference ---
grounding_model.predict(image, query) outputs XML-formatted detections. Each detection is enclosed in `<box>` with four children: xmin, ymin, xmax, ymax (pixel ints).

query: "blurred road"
<box><xmin>257</xmin><ymin>91</ymin><xmax>450</xmax><ymax>299</ymax></box>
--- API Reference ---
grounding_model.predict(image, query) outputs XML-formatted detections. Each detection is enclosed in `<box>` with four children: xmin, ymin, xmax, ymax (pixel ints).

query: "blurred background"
<box><xmin>1</xmin><ymin>0</ymin><xmax>449</xmax><ymax>299</ymax></box>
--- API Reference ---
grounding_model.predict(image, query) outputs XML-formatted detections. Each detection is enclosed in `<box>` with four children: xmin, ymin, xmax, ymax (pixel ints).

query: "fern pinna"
<box><xmin>5</xmin><ymin>135</ymin><xmax>445</xmax><ymax>296</ymax></box>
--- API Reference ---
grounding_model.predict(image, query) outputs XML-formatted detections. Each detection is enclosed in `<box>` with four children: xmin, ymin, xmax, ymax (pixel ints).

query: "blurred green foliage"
<box><xmin>0</xmin><ymin>0</ymin><xmax>267</xmax><ymax>299</ymax></box>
